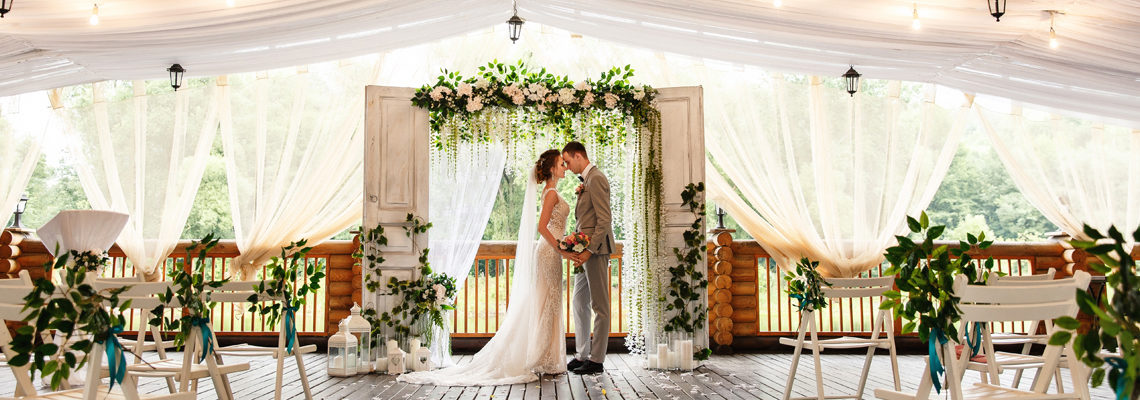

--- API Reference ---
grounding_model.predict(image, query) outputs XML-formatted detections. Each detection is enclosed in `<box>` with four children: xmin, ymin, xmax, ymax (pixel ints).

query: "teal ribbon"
<box><xmin>283</xmin><ymin>305</ymin><xmax>298</xmax><ymax>354</ymax></box>
<box><xmin>789</xmin><ymin>293</ymin><xmax>809</xmax><ymax>311</ymax></box>
<box><xmin>1105</xmin><ymin>356</ymin><xmax>1129</xmax><ymax>400</ymax></box>
<box><xmin>191</xmin><ymin>316</ymin><xmax>214</xmax><ymax>363</ymax></box>
<box><xmin>927</xmin><ymin>327</ymin><xmax>950</xmax><ymax>394</ymax></box>
<box><xmin>102</xmin><ymin>324</ymin><xmax>127</xmax><ymax>390</ymax></box>
<box><xmin>966</xmin><ymin>322</ymin><xmax>983</xmax><ymax>357</ymax></box>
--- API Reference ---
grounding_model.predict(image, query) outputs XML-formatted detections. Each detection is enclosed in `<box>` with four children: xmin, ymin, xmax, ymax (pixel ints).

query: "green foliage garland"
<box><xmin>356</xmin><ymin>213</ymin><xmax>456</xmax><ymax>344</ymax></box>
<box><xmin>247</xmin><ymin>240</ymin><xmax>326</xmax><ymax>333</ymax></box>
<box><xmin>149</xmin><ymin>234</ymin><xmax>228</xmax><ymax>352</ymax></box>
<box><xmin>662</xmin><ymin>182</ymin><xmax>711</xmax><ymax>360</ymax></box>
<box><xmin>880</xmin><ymin>212</ymin><xmax>996</xmax><ymax>342</ymax></box>
<box><xmin>11</xmin><ymin>252</ymin><xmax>131</xmax><ymax>390</ymax></box>
<box><xmin>1050</xmin><ymin>224</ymin><xmax>1140</xmax><ymax>400</ymax></box>
<box><xmin>785</xmin><ymin>258</ymin><xmax>832</xmax><ymax>312</ymax></box>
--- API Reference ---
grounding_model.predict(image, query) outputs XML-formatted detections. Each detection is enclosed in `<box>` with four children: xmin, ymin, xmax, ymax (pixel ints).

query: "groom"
<box><xmin>562</xmin><ymin>141</ymin><xmax>616</xmax><ymax>375</ymax></box>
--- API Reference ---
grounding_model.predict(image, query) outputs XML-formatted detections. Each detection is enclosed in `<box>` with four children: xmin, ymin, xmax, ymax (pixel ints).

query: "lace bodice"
<box><xmin>544</xmin><ymin>188</ymin><xmax>570</xmax><ymax>234</ymax></box>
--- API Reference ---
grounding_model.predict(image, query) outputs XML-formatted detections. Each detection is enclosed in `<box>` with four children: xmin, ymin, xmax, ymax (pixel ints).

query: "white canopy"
<box><xmin>1</xmin><ymin>0</ymin><xmax>1138</xmax><ymax>122</ymax></box>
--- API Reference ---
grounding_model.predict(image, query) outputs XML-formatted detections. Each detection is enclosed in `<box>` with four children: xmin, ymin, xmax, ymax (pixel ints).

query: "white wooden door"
<box><xmin>363</xmin><ymin>86</ymin><xmax>429</xmax><ymax>309</ymax></box>
<box><xmin>656</xmin><ymin>86</ymin><xmax>708</xmax><ymax>348</ymax></box>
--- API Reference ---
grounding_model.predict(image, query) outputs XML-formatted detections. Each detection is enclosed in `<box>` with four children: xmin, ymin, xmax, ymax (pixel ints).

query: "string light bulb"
<box><xmin>226</xmin><ymin>0</ymin><xmax>235</xmax><ymax>6</ymax></box>
<box><xmin>89</xmin><ymin>3</ymin><xmax>99</xmax><ymax>25</ymax></box>
<box><xmin>1048</xmin><ymin>11</ymin><xmax>1060</xmax><ymax>49</ymax></box>
<box><xmin>773</xmin><ymin>0</ymin><xmax>782</xmax><ymax>8</ymax></box>
<box><xmin>911</xmin><ymin>3</ymin><xmax>921</xmax><ymax>30</ymax></box>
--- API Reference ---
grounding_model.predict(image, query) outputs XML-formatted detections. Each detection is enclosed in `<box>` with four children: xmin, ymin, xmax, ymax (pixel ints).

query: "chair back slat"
<box><xmin>208</xmin><ymin>280</ymin><xmax>282</xmax><ymax>302</ymax></box>
<box><xmin>821</xmin><ymin>275</ymin><xmax>895</xmax><ymax>299</ymax></box>
<box><xmin>987</xmin><ymin>267</ymin><xmax>1056</xmax><ymax>286</ymax></box>
<box><xmin>953</xmin><ymin>271</ymin><xmax>1090</xmax><ymax>323</ymax></box>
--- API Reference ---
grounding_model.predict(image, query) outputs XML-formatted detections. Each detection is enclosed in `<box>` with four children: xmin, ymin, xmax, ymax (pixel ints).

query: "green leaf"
<box><xmin>907</xmin><ymin>217</ymin><xmax>921</xmax><ymax>233</ymax></box>
<box><xmin>1049</xmin><ymin>331</ymin><xmax>1072</xmax><ymax>346</ymax></box>
<box><xmin>1054</xmin><ymin>316</ymin><xmax>1080</xmax><ymax>330</ymax></box>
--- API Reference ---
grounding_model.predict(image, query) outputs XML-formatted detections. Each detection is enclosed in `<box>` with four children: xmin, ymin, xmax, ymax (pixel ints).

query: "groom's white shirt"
<box><xmin>580</xmin><ymin>162</ymin><xmax>594</xmax><ymax>179</ymax></box>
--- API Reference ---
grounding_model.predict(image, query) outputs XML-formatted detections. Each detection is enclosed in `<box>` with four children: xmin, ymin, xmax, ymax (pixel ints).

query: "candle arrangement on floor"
<box><xmin>327</xmin><ymin>321</ymin><xmax>434</xmax><ymax>376</ymax></box>
<box><xmin>646</xmin><ymin>332</ymin><xmax>697</xmax><ymax>371</ymax></box>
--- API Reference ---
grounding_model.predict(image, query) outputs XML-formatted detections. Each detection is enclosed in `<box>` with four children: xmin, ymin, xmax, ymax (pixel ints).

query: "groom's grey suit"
<box><xmin>573</xmin><ymin>164</ymin><xmax>617</xmax><ymax>363</ymax></box>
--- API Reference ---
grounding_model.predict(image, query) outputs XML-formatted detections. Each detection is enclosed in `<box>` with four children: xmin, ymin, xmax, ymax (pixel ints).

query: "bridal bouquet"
<box><xmin>560</xmin><ymin>232</ymin><xmax>590</xmax><ymax>253</ymax></box>
<box><xmin>560</xmin><ymin>232</ymin><xmax>590</xmax><ymax>274</ymax></box>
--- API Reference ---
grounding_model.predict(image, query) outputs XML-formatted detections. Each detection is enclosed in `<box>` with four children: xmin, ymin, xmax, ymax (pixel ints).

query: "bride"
<box><xmin>398</xmin><ymin>149</ymin><xmax>575</xmax><ymax>386</ymax></box>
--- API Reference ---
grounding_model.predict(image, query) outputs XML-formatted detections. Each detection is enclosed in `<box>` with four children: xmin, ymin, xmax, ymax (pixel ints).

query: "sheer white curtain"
<box><xmin>977</xmin><ymin>104</ymin><xmax>1140</xmax><ymax>241</ymax></box>
<box><xmin>219</xmin><ymin>61</ymin><xmax>379</xmax><ymax>278</ymax></box>
<box><xmin>0</xmin><ymin>93</ymin><xmax>48</xmax><ymax>227</ymax></box>
<box><xmin>66</xmin><ymin>81</ymin><xmax>219</xmax><ymax>279</ymax></box>
<box><xmin>426</xmin><ymin>143</ymin><xmax>506</xmax><ymax>367</ymax></box>
<box><xmin>707</xmin><ymin>76</ymin><xmax>967</xmax><ymax>277</ymax></box>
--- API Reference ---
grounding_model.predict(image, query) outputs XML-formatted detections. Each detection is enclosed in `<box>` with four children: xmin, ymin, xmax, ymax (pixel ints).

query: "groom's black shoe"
<box><xmin>567</xmin><ymin>358</ymin><xmax>585</xmax><ymax>371</ymax></box>
<box><xmin>573</xmin><ymin>361</ymin><xmax>604</xmax><ymax>375</ymax></box>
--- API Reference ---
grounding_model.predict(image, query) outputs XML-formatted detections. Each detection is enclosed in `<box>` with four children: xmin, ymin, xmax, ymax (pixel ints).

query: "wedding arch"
<box><xmin>360</xmin><ymin>61</ymin><xmax>708</xmax><ymax>361</ymax></box>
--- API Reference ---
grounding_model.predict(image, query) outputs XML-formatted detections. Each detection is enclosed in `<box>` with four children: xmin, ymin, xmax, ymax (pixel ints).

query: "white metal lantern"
<box><xmin>346</xmin><ymin>303</ymin><xmax>372</xmax><ymax>373</ymax></box>
<box><xmin>327</xmin><ymin>320</ymin><xmax>358</xmax><ymax>377</ymax></box>
<box><xmin>414</xmin><ymin>346</ymin><xmax>432</xmax><ymax>372</ymax></box>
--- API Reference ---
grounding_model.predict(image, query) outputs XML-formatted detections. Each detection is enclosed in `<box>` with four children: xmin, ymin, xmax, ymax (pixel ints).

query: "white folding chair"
<box><xmin>92</xmin><ymin>276</ymin><xmax>180</xmax><ymax>392</ymax></box>
<box><xmin>106</xmin><ymin>284</ymin><xmax>251</xmax><ymax>400</ymax></box>
<box><xmin>212</xmin><ymin>280</ymin><xmax>316</xmax><ymax>400</ymax></box>
<box><xmin>0</xmin><ymin>281</ymin><xmax>194</xmax><ymax>400</ymax></box>
<box><xmin>959</xmin><ymin>269</ymin><xmax>1084</xmax><ymax>396</ymax></box>
<box><xmin>875</xmin><ymin>271</ymin><xmax>1091</xmax><ymax>400</ymax></box>
<box><xmin>780</xmin><ymin>275</ymin><xmax>901</xmax><ymax>400</ymax></box>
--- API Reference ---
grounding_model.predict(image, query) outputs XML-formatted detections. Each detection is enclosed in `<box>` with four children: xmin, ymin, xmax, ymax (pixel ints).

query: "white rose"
<box><xmin>546</xmin><ymin>94</ymin><xmax>558</xmax><ymax>103</ymax></box>
<box><xmin>466</xmin><ymin>96</ymin><xmax>484</xmax><ymax>112</ymax></box>
<box><xmin>475</xmin><ymin>78</ymin><xmax>489</xmax><ymax>89</ymax></box>
<box><xmin>573</xmin><ymin>244</ymin><xmax>585</xmax><ymax>252</ymax></box>
<box><xmin>512</xmin><ymin>94</ymin><xmax>525</xmax><ymax>105</ymax></box>
<box><xmin>581</xmin><ymin>91</ymin><xmax>595</xmax><ymax>107</ymax></box>
<box><xmin>537</xmin><ymin>104</ymin><xmax>547</xmax><ymax>112</ymax></box>
<box><xmin>574</xmin><ymin>81</ymin><xmax>589</xmax><ymax>91</ymax></box>
<box><xmin>633</xmin><ymin>88</ymin><xmax>645</xmax><ymax>100</ymax></box>
<box><xmin>429</xmin><ymin>86</ymin><xmax>444</xmax><ymax>101</ymax></box>
<box><xmin>558</xmin><ymin>88</ymin><xmax>576</xmax><ymax>105</ymax></box>
<box><xmin>603</xmin><ymin>92</ymin><xmax>619</xmax><ymax>109</ymax></box>
<box><xmin>457</xmin><ymin>83</ymin><xmax>473</xmax><ymax>97</ymax></box>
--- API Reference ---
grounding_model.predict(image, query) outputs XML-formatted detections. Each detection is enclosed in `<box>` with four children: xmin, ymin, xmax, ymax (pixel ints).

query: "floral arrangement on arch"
<box><xmin>411</xmin><ymin>60</ymin><xmax>660</xmax><ymax>150</ymax></box>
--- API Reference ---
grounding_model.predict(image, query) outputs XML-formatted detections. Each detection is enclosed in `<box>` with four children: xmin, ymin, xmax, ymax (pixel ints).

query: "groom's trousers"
<box><xmin>573</xmin><ymin>253</ymin><xmax>611</xmax><ymax>363</ymax></box>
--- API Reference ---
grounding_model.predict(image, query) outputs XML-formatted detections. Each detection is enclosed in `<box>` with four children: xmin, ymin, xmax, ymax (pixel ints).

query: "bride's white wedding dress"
<box><xmin>398</xmin><ymin>186</ymin><xmax>567</xmax><ymax>386</ymax></box>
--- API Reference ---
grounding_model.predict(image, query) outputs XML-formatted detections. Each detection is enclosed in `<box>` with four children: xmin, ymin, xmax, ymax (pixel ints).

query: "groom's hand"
<box><xmin>577</xmin><ymin>250</ymin><xmax>593</xmax><ymax>264</ymax></box>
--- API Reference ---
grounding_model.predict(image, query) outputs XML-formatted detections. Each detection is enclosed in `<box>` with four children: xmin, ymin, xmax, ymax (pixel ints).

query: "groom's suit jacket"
<box><xmin>575</xmin><ymin>166</ymin><xmax>617</xmax><ymax>255</ymax></box>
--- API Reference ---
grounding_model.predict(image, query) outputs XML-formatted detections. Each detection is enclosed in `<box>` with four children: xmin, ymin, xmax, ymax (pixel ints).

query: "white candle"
<box><xmin>656</xmin><ymin>344</ymin><xmax>669</xmax><ymax>369</ymax></box>
<box><xmin>332</xmin><ymin>355</ymin><xmax>344</xmax><ymax>369</ymax></box>
<box><xmin>376</xmin><ymin>357</ymin><xmax>388</xmax><ymax>372</ymax></box>
<box><xmin>386</xmin><ymin>339</ymin><xmax>398</xmax><ymax>353</ymax></box>
<box><xmin>679</xmin><ymin>340</ymin><xmax>693</xmax><ymax>370</ymax></box>
<box><xmin>409</xmin><ymin>339</ymin><xmax>421</xmax><ymax>352</ymax></box>
<box><xmin>647</xmin><ymin>355</ymin><xmax>658</xmax><ymax>369</ymax></box>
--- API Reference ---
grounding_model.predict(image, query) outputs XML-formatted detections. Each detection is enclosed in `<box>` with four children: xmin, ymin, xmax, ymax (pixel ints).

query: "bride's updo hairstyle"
<box><xmin>534</xmin><ymin>149</ymin><xmax>561</xmax><ymax>184</ymax></box>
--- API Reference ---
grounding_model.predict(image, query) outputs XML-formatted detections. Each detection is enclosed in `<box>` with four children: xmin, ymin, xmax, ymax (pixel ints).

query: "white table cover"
<box><xmin>36</xmin><ymin>210</ymin><xmax>129</xmax><ymax>257</ymax></box>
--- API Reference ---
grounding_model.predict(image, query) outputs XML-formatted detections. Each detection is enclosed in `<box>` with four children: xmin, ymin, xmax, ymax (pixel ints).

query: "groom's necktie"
<box><xmin>578</xmin><ymin>176</ymin><xmax>585</xmax><ymax>182</ymax></box>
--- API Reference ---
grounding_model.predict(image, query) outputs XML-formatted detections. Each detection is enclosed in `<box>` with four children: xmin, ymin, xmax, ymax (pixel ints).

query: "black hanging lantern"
<box><xmin>0</xmin><ymin>0</ymin><xmax>13</xmax><ymax>18</ymax></box>
<box><xmin>715</xmin><ymin>207</ymin><xmax>727</xmax><ymax>230</ymax></box>
<box><xmin>167</xmin><ymin>64</ymin><xmax>185</xmax><ymax>91</ymax></box>
<box><xmin>843</xmin><ymin>66</ymin><xmax>861</xmax><ymax>97</ymax></box>
<box><xmin>988</xmin><ymin>0</ymin><xmax>1006</xmax><ymax>21</ymax></box>
<box><xmin>8</xmin><ymin>193</ymin><xmax>27</xmax><ymax>230</ymax></box>
<box><xmin>507</xmin><ymin>1</ymin><xmax>524</xmax><ymax>43</ymax></box>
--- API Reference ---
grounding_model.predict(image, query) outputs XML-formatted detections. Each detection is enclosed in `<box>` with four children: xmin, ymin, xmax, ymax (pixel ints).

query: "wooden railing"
<box><xmin>716</xmin><ymin>238</ymin><xmax>1076</xmax><ymax>338</ymax></box>
<box><xmin>454</xmin><ymin>241</ymin><xmax>625</xmax><ymax>337</ymax></box>
<box><xmin>2</xmin><ymin>228</ymin><xmax>1088</xmax><ymax>345</ymax></box>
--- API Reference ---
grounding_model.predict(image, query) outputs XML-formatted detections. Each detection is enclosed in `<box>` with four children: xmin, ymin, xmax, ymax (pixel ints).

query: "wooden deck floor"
<box><xmin>0</xmin><ymin>352</ymin><xmax>1112</xmax><ymax>399</ymax></box>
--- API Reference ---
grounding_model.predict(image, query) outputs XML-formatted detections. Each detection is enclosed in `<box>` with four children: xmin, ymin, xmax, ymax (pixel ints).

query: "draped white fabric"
<box><xmin>3</xmin><ymin>1</ymin><xmax>1140</xmax><ymax>124</ymax></box>
<box><xmin>977</xmin><ymin>103</ymin><xmax>1140</xmax><ymax>241</ymax></box>
<box><xmin>0</xmin><ymin>93</ymin><xmax>47</xmax><ymax>228</ymax></box>
<box><xmin>219</xmin><ymin>61</ymin><xmax>379</xmax><ymax>278</ymax></box>
<box><xmin>37</xmin><ymin>210</ymin><xmax>129</xmax><ymax>256</ymax></box>
<box><xmin>65</xmin><ymin>81</ymin><xmax>219</xmax><ymax>278</ymax></box>
<box><xmin>707</xmin><ymin>76</ymin><xmax>967</xmax><ymax>277</ymax></box>
<box><xmin>426</xmin><ymin>143</ymin><xmax>507</xmax><ymax>367</ymax></box>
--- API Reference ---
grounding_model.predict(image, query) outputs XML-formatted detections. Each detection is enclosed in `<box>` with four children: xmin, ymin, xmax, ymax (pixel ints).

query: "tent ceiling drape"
<box><xmin>1</xmin><ymin>1</ymin><xmax>1139</xmax><ymax>123</ymax></box>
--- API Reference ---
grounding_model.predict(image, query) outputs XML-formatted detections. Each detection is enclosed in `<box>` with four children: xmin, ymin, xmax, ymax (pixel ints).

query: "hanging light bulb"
<box><xmin>773</xmin><ymin>0</ymin><xmax>782</xmax><ymax>8</ymax></box>
<box><xmin>1048</xmin><ymin>11</ymin><xmax>1060</xmax><ymax>49</ymax></box>
<box><xmin>89</xmin><ymin>3</ymin><xmax>99</xmax><ymax>25</ymax></box>
<box><xmin>911</xmin><ymin>3</ymin><xmax>921</xmax><ymax>30</ymax></box>
<box><xmin>226</xmin><ymin>0</ymin><xmax>235</xmax><ymax>6</ymax></box>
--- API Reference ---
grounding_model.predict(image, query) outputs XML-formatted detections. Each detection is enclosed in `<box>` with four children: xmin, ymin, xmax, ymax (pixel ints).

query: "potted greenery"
<box><xmin>879</xmin><ymin>212</ymin><xmax>996</xmax><ymax>393</ymax></box>
<box><xmin>1050</xmin><ymin>224</ymin><xmax>1140</xmax><ymax>400</ymax></box>
<box><xmin>11</xmin><ymin>250</ymin><xmax>132</xmax><ymax>390</ymax></box>
<box><xmin>785</xmin><ymin>257</ymin><xmax>831</xmax><ymax>312</ymax></box>
<box><xmin>149</xmin><ymin>234</ymin><xmax>227</xmax><ymax>362</ymax></box>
